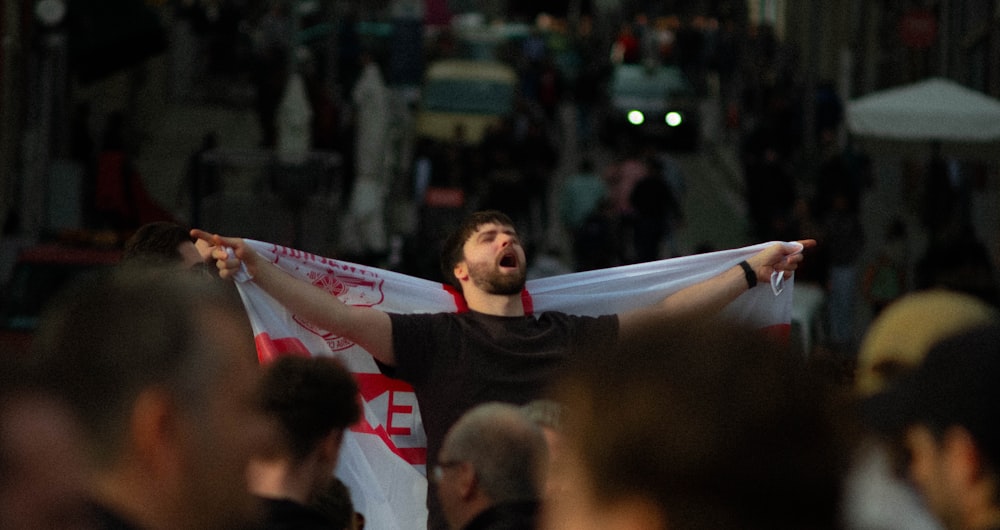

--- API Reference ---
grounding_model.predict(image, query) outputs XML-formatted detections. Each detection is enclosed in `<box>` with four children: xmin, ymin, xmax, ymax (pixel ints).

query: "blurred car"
<box><xmin>0</xmin><ymin>243</ymin><xmax>122</xmax><ymax>355</ymax></box>
<box><xmin>600</xmin><ymin>63</ymin><xmax>700</xmax><ymax>151</ymax></box>
<box><xmin>414</xmin><ymin>59</ymin><xmax>518</xmax><ymax>144</ymax></box>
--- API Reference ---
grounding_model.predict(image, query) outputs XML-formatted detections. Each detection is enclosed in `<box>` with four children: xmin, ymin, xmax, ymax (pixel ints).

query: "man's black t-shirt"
<box><xmin>389</xmin><ymin>310</ymin><xmax>618</xmax><ymax>530</ymax></box>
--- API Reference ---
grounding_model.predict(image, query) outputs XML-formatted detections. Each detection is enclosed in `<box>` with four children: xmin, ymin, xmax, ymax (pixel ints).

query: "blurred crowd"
<box><xmin>7</xmin><ymin>7</ymin><xmax>1000</xmax><ymax>529</ymax></box>
<box><xmin>3</xmin><ymin>223</ymin><xmax>1000</xmax><ymax>530</ymax></box>
<box><xmin>23</xmin><ymin>1</ymin><xmax>1000</xmax><ymax>403</ymax></box>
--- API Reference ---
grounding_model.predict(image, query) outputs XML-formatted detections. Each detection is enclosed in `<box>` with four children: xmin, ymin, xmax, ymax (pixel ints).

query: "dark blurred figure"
<box><xmin>846</xmin><ymin>290</ymin><xmax>997</xmax><ymax>530</ymax></box>
<box><xmin>558</xmin><ymin>158</ymin><xmax>608</xmax><ymax>241</ymax></box>
<box><xmin>27</xmin><ymin>266</ymin><xmax>271</xmax><ymax>529</ymax></box>
<box><xmin>544</xmin><ymin>320</ymin><xmax>853</xmax><ymax>530</ymax></box>
<box><xmin>862</xmin><ymin>324</ymin><xmax>1000</xmax><ymax>530</ymax></box>
<box><xmin>862</xmin><ymin>218</ymin><xmax>909</xmax><ymax>317</ymax></box>
<box><xmin>251</xmin><ymin>3</ymin><xmax>292</xmax><ymax>148</ymax></box>
<box><xmin>915</xmin><ymin>227</ymin><xmax>1000</xmax><ymax>308</ymax></box>
<box><xmin>743</xmin><ymin>144</ymin><xmax>797</xmax><ymax>242</ymax></box>
<box><xmin>571</xmin><ymin>16</ymin><xmax>609</xmax><ymax>148</ymax></box>
<box><xmin>185</xmin><ymin>131</ymin><xmax>220</xmax><ymax>207</ymax></box>
<box><xmin>572</xmin><ymin>198</ymin><xmax>624</xmax><ymax>271</ymax></box>
<box><xmin>311</xmin><ymin>477</ymin><xmax>365</xmax><ymax>530</ymax></box>
<box><xmin>71</xmin><ymin>102</ymin><xmax>99</xmax><ymax>228</ymax></box>
<box><xmin>921</xmin><ymin>147</ymin><xmax>963</xmax><ymax>243</ymax></box>
<box><xmin>94</xmin><ymin>111</ymin><xmax>178</xmax><ymax>230</ymax></box>
<box><xmin>629</xmin><ymin>156</ymin><xmax>682</xmax><ymax>263</ymax></box>
<box><xmin>814</xmin><ymin>80</ymin><xmax>843</xmax><ymax>145</ymax></box>
<box><xmin>822</xmin><ymin>190</ymin><xmax>865</xmax><ymax>354</ymax></box>
<box><xmin>248</xmin><ymin>355</ymin><xmax>361</xmax><ymax>530</ymax></box>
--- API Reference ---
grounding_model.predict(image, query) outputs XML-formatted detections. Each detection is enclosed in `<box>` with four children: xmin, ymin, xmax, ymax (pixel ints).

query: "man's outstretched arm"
<box><xmin>191</xmin><ymin>230</ymin><xmax>396</xmax><ymax>366</ymax></box>
<box><xmin>618</xmin><ymin>240</ymin><xmax>816</xmax><ymax>335</ymax></box>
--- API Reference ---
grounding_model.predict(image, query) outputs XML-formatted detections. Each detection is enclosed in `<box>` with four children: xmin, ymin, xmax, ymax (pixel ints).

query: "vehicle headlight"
<box><xmin>665</xmin><ymin>111</ymin><xmax>683</xmax><ymax>127</ymax></box>
<box><xmin>627</xmin><ymin>110</ymin><xmax>645</xmax><ymax>125</ymax></box>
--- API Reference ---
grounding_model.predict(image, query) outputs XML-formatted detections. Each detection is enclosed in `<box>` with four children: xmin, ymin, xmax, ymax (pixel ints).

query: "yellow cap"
<box><xmin>855</xmin><ymin>289</ymin><xmax>999</xmax><ymax>397</ymax></box>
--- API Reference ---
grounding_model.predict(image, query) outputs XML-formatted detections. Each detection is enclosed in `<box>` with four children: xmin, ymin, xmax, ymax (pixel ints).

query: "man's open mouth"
<box><xmin>499</xmin><ymin>254</ymin><xmax>517</xmax><ymax>268</ymax></box>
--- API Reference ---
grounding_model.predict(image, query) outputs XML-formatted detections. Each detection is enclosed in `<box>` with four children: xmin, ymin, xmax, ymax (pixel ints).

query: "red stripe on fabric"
<box><xmin>254</xmin><ymin>333</ymin><xmax>311</xmax><ymax>364</ymax></box>
<box><xmin>521</xmin><ymin>288</ymin><xmax>533</xmax><ymax>316</ymax></box>
<box><xmin>352</xmin><ymin>373</ymin><xmax>427</xmax><ymax>465</ymax></box>
<box><xmin>349</xmin><ymin>420</ymin><xmax>428</xmax><ymax>465</ymax></box>
<box><xmin>443</xmin><ymin>284</ymin><xmax>468</xmax><ymax>313</ymax></box>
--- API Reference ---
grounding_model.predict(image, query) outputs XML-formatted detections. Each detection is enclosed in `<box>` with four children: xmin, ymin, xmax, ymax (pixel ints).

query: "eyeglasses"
<box><xmin>431</xmin><ymin>460</ymin><xmax>463</xmax><ymax>483</ymax></box>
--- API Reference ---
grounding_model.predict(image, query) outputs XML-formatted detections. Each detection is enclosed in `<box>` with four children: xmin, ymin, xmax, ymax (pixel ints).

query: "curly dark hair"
<box><xmin>259</xmin><ymin>356</ymin><xmax>360</xmax><ymax>461</ymax></box>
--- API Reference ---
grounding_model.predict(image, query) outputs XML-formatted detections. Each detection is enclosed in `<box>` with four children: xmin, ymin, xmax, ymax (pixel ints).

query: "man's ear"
<box><xmin>130</xmin><ymin>388</ymin><xmax>181</xmax><ymax>478</ymax></box>
<box><xmin>318</xmin><ymin>429</ymin><xmax>345</xmax><ymax>471</ymax></box>
<box><xmin>456</xmin><ymin>461</ymin><xmax>478</xmax><ymax>500</ymax></box>
<box><xmin>940</xmin><ymin>426</ymin><xmax>998</xmax><ymax>518</ymax></box>
<box><xmin>942</xmin><ymin>426</ymin><xmax>986</xmax><ymax>486</ymax></box>
<box><xmin>453</xmin><ymin>261</ymin><xmax>469</xmax><ymax>284</ymax></box>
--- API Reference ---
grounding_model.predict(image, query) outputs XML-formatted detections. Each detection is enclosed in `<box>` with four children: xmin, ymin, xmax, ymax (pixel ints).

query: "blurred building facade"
<box><xmin>1</xmin><ymin>0</ymin><xmax>999</xmax><ymax>241</ymax></box>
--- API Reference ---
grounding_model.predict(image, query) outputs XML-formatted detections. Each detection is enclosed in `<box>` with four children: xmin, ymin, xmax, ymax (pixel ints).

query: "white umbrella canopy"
<box><xmin>846</xmin><ymin>78</ymin><xmax>1000</xmax><ymax>160</ymax></box>
<box><xmin>847</xmin><ymin>77</ymin><xmax>1000</xmax><ymax>141</ymax></box>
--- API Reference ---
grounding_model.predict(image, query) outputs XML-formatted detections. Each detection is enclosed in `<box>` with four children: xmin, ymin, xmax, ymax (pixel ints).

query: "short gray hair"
<box><xmin>441</xmin><ymin>402</ymin><xmax>547</xmax><ymax>503</ymax></box>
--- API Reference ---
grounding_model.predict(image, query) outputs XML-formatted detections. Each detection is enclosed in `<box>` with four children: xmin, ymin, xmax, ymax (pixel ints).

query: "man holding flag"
<box><xmin>194</xmin><ymin>210</ymin><xmax>813</xmax><ymax>530</ymax></box>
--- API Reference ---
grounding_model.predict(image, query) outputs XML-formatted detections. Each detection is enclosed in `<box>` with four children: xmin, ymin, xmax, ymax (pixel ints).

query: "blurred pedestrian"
<box><xmin>861</xmin><ymin>218</ymin><xmax>909</xmax><ymax>317</ymax></box>
<box><xmin>27</xmin><ymin>266</ymin><xmax>271</xmax><ymax>529</ymax></box>
<box><xmin>862</xmin><ymin>323</ymin><xmax>1000</xmax><ymax>530</ymax></box>
<box><xmin>822</xmin><ymin>190</ymin><xmax>865</xmax><ymax>355</ymax></box>
<box><xmin>558</xmin><ymin>158</ymin><xmax>607</xmax><ymax>237</ymax></box>
<box><xmin>249</xmin><ymin>355</ymin><xmax>361</xmax><ymax>529</ymax></box>
<box><xmin>845</xmin><ymin>290</ymin><xmax>998</xmax><ymax>530</ymax></box>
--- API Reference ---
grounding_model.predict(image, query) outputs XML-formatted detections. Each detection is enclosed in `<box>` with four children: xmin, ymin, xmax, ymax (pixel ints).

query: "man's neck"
<box><xmin>463</xmin><ymin>291</ymin><xmax>525</xmax><ymax>317</ymax></box>
<box><xmin>246</xmin><ymin>456</ymin><xmax>322</xmax><ymax>505</ymax></box>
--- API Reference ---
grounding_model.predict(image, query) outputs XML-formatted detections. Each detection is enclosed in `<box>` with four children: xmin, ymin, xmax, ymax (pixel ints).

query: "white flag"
<box><xmin>235</xmin><ymin>240</ymin><xmax>797</xmax><ymax>530</ymax></box>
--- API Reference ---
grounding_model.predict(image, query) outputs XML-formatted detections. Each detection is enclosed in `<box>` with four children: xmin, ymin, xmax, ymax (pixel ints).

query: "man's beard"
<box><xmin>468</xmin><ymin>261</ymin><xmax>526</xmax><ymax>295</ymax></box>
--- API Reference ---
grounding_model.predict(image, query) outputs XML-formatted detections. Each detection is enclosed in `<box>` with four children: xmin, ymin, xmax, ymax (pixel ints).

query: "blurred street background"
<box><xmin>2</xmin><ymin>0</ymin><xmax>1000</xmax><ymax>359</ymax></box>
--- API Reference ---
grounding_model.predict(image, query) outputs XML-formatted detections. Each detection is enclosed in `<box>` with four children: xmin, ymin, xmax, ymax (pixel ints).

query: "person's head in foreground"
<box><xmin>864</xmin><ymin>324</ymin><xmax>1000</xmax><ymax>530</ymax></box>
<box><xmin>543</xmin><ymin>320</ymin><xmax>853</xmax><ymax>530</ymax></box>
<box><xmin>435</xmin><ymin>402</ymin><xmax>548</xmax><ymax>530</ymax></box>
<box><xmin>27</xmin><ymin>265</ymin><xmax>270</xmax><ymax>529</ymax></box>
<box><xmin>250</xmin><ymin>354</ymin><xmax>361</xmax><ymax>505</ymax></box>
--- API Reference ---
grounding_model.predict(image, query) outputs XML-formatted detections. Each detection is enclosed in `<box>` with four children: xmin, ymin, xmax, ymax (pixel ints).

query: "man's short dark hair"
<box><xmin>259</xmin><ymin>356</ymin><xmax>361</xmax><ymax>461</ymax></box>
<box><xmin>439</xmin><ymin>210</ymin><xmax>516</xmax><ymax>290</ymax></box>
<box><xmin>122</xmin><ymin>222</ymin><xmax>194</xmax><ymax>265</ymax></box>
